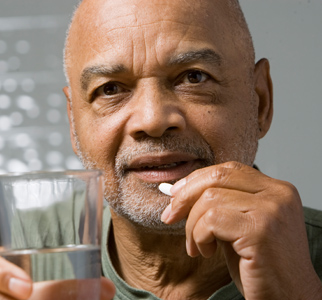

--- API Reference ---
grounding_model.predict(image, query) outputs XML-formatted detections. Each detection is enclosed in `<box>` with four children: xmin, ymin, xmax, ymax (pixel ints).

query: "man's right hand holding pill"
<box><xmin>161</xmin><ymin>161</ymin><xmax>322</xmax><ymax>300</ymax></box>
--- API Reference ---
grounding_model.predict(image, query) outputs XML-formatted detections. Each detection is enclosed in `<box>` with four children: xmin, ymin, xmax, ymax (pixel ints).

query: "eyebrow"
<box><xmin>80</xmin><ymin>64</ymin><xmax>127</xmax><ymax>91</ymax></box>
<box><xmin>80</xmin><ymin>48</ymin><xmax>222</xmax><ymax>91</ymax></box>
<box><xmin>168</xmin><ymin>48</ymin><xmax>222</xmax><ymax>67</ymax></box>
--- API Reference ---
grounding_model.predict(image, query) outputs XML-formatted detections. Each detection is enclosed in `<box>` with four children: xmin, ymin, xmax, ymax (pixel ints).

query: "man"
<box><xmin>1</xmin><ymin>0</ymin><xmax>322</xmax><ymax>299</ymax></box>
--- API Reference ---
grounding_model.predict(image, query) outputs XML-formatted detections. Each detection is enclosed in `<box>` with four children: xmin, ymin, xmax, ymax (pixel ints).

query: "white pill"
<box><xmin>158</xmin><ymin>183</ymin><xmax>173</xmax><ymax>196</ymax></box>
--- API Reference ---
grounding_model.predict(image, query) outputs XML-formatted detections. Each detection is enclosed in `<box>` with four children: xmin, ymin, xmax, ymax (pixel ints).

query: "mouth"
<box><xmin>137</xmin><ymin>161</ymin><xmax>186</xmax><ymax>170</ymax></box>
<box><xmin>124</xmin><ymin>153</ymin><xmax>202</xmax><ymax>183</ymax></box>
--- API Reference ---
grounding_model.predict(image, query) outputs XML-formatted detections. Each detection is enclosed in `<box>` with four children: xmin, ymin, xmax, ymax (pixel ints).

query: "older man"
<box><xmin>1</xmin><ymin>0</ymin><xmax>322</xmax><ymax>299</ymax></box>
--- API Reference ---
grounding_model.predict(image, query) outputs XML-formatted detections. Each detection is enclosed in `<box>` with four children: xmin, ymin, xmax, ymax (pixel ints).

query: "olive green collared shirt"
<box><xmin>101</xmin><ymin>206</ymin><xmax>322</xmax><ymax>300</ymax></box>
<box><xmin>5</xmin><ymin>201</ymin><xmax>322</xmax><ymax>299</ymax></box>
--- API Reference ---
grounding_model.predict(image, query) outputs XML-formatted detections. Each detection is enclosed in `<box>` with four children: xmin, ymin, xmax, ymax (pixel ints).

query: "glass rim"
<box><xmin>0</xmin><ymin>169</ymin><xmax>103</xmax><ymax>180</ymax></box>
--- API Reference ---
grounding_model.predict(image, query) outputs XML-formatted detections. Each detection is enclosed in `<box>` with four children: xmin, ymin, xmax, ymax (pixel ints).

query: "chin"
<box><xmin>105</xmin><ymin>180</ymin><xmax>187</xmax><ymax>235</ymax></box>
<box><xmin>125</xmin><ymin>212</ymin><xmax>187</xmax><ymax>236</ymax></box>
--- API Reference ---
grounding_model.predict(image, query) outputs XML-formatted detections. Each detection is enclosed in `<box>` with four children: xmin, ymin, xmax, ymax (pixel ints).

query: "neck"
<box><xmin>109</xmin><ymin>210</ymin><xmax>231</xmax><ymax>300</ymax></box>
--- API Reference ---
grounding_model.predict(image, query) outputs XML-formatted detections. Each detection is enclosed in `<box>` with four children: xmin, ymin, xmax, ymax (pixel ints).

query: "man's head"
<box><xmin>63</xmin><ymin>0</ymin><xmax>273</xmax><ymax>234</ymax></box>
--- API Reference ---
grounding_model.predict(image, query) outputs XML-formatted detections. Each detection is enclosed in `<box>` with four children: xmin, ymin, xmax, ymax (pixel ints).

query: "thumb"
<box><xmin>100</xmin><ymin>277</ymin><xmax>116</xmax><ymax>300</ymax></box>
<box><xmin>0</xmin><ymin>257</ymin><xmax>33</xmax><ymax>299</ymax></box>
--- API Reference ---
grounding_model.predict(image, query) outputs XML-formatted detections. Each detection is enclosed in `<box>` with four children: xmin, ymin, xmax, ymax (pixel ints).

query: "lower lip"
<box><xmin>128</xmin><ymin>160</ymin><xmax>198</xmax><ymax>183</ymax></box>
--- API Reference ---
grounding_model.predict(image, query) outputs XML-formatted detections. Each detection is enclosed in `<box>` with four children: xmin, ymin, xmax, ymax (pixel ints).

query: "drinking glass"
<box><xmin>0</xmin><ymin>170</ymin><xmax>103</xmax><ymax>299</ymax></box>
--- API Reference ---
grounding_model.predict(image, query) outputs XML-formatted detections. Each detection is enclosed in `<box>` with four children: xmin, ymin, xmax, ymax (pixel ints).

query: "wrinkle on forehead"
<box><xmin>74</xmin><ymin>0</ymin><xmax>219</xmax><ymax>44</ymax></box>
<box><xmin>65</xmin><ymin>0</ymin><xmax>254</xmax><ymax>88</ymax></box>
<box><xmin>84</xmin><ymin>0</ymin><xmax>213</xmax><ymax>27</ymax></box>
<box><xmin>69</xmin><ymin>0</ymin><xmax>227</xmax><ymax>46</ymax></box>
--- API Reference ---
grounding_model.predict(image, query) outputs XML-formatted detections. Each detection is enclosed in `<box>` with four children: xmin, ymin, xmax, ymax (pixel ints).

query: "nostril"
<box><xmin>128</xmin><ymin>106</ymin><xmax>186</xmax><ymax>138</ymax></box>
<box><xmin>133</xmin><ymin>130</ymin><xmax>146</xmax><ymax>138</ymax></box>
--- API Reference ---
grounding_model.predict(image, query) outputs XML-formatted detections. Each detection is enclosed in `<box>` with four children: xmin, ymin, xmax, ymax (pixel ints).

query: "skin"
<box><xmin>0</xmin><ymin>257</ymin><xmax>115</xmax><ymax>300</ymax></box>
<box><xmin>65</xmin><ymin>0</ymin><xmax>263</xmax><ymax>235</ymax></box>
<box><xmin>0</xmin><ymin>0</ymin><xmax>321</xmax><ymax>299</ymax></box>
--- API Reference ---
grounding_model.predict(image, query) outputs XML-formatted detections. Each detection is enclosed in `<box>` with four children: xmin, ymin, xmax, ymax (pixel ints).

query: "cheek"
<box><xmin>187</xmin><ymin>103</ymin><xmax>253</xmax><ymax>158</ymax></box>
<box><xmin>187</xmin><ymin>107</ymin><xmax>234</xmax><ymax>146</ymax></box>
<box><xmin>75</xmin><ymin>113</ymin><xmax>127</xmax><ymax>195</ymax></box>
<box><xmin>75</xmin><ymin>111</ymin><xmax>125</xmax><ymax>169</ymax></box>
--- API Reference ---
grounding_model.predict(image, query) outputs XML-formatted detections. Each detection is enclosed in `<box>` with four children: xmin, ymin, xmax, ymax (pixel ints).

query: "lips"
<box><xmin>124</xmin><ymin>153</ymin><xmax>201</xmax><ymax>183</ymax></box>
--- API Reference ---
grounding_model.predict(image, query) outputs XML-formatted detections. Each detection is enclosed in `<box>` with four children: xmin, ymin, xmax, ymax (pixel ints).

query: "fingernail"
<box><xmin>171</xmin><ymin>178</ymin><xmax>186</xmax><ymax>194</ymax></box>
<box><xmin>9</xmin><ymin>278</ymin><xmax>32</xmax><ymax>295</ymax></box>
<box><xmin>161</xmin><ymin>202</ymin><xmax>172</xmax><ymax>223</ymax></box>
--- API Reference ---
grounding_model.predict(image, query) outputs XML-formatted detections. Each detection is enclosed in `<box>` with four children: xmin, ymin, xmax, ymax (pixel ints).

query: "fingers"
<box><xmin>186</xmin><ymin>207</ymin><xmax>252</xmax><ymax>258</ymax></box>
<box><xmin>100</xmin><ymin>277</ymin><xmax>116</xmax><ymax>300</ymax></box>
<box><xmin>182</xmin><ymin>188</ymin><xmax>256</xmax><ymax>257</ymax></box>
<box><xmin>164</xmin><ymin>162</ymin><xmax>266</xmax><ymax>224</ymax></box>
<box><xmin>0</xmin><ymin>294</ymin><xmax>20</xmax><ymax>300</ymax></box>
<box><xmin>158</xmin><ymin>162</ymin><xmax>317</xmax><ymax>298</ymax></box>
<box><xmin>31</xmin><ymin>277</ymin><xmax>115</xmax><ymax>300</ymax></box>
<box><xmin>160</xmin><ymin>161</ymin><xmax>270</xmax><ymax>259</ymax></box>
<box><xmin>0</xmin><ymin>257</ymin><xmax>32</xmax><ymax>300</ymax></box>
<box><xmin>0</xmin><ymin>258</ymin><xmax>115</xmax><ymax>300</ymax></box>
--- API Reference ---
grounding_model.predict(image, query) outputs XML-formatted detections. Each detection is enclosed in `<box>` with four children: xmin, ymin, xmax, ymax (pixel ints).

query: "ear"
<box><xmin>254</xmin><ymin>58</ymin><xmax>273</xmax><ymax>139</ymax></box>
<box><xmin>63</xmin><ymin>86</ymin><xmax>78</xmax><ymax>155</ymax></box>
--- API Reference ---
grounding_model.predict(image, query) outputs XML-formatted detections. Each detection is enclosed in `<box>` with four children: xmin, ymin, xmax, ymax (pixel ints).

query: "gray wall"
<box><xmin>0</xmin><ymin>0</ymin><xmax>81</xmax><ymax>173</ymax></box>
<box><xmin>0</xmin><ymin>0</ymin><xmax>321</xmax><ymax>210</ymax></box>
<box><xmin>241</xmin><ymin>0</ymin><xmax>322</xmax><ymax>210</ymax></box>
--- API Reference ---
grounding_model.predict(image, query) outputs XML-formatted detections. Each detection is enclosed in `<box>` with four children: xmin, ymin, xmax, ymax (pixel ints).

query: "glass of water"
<box><xmin>0</xmin><ymin>170</ymin><xmax>103</xmax><ymax>299</ymax></box>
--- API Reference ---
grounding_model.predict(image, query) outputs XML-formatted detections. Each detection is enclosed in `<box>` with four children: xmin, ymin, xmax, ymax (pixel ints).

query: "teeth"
<box><xmin>143</xmin><ymin>163</ymin><xmax>179</xmax><ymax>170</ymax></box>
<box><xmin>157</xmin><ymin>163</ymin><xmax>178</xmax><ymax>169</ymax></box>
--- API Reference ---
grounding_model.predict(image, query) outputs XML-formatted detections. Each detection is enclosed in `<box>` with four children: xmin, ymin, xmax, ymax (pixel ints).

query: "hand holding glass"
<box><xmin>0</xmin><ymin>170</ymin><xmax>103</xmax><ymax>299</ymax></box>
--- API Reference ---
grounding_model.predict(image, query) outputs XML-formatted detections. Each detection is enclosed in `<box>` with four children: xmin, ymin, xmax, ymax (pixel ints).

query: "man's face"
<box><xmin>65</xmin><ymin>0</ymin><xmax>261</xmax><ymax>234</ymax></box>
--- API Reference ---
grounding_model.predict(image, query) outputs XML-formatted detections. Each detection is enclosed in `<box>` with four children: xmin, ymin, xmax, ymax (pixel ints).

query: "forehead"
<box><xmin>77</xmin><ymin>0</ymin><xmax>230</xmax><ymax>32</ymax></box>
<box><xmin>69</xmin><ymin>0</ymin><xmax>236</xmax><ymax>79</ymax></box>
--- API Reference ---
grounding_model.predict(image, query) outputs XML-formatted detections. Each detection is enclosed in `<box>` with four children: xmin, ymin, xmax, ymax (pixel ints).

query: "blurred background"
<box><xmin>0</xmin><ymin>0</ymin><xmax>82</xmax><ymax>174</ymax></box>
<box><xmin>0</xmin><ymin>0</ymin><xmax>322</xmax><ymax>210</ymax></box>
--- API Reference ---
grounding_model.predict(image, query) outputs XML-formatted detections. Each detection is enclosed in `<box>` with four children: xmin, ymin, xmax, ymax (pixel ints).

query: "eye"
<box><xmin>102</xmin><ymin>82</ymin><xmax>123</xmax><ymax>96</ymax></box>
<box><xmin>182</xmin><ymin>70</ymin><xmax>209</xmax><ymax>84</ymax></box>
<box><xmin>92</xmin><ymin>81</ymin><xmax>129</xmax><ymax>102</ymax></box>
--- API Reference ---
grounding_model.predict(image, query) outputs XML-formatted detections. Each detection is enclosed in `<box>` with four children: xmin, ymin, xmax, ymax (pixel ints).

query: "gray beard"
<box><xmin>72</xmin><ymin>115</ymin><xmax>258</xmax><ymax>236</ymax></box>
<box><xmin>77</xmin><ymin>134</ymin><xmax>216</xmax><ymax>235</ymax></box>
<box><xmin>111</xmin><ymin>135</ymin><xmax>216</xmax><ymax>235</ymax></box>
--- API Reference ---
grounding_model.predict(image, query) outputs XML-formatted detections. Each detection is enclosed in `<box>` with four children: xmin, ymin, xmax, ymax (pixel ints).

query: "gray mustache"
<box><xmin>114</xmin><ymin>135</ymin><xmax>215</xmax><ymax>178</ymax></box>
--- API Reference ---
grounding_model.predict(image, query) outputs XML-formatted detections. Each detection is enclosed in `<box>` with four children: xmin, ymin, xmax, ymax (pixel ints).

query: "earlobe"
<box><xmin>254</xmin><ymin>58</ymin><xmax>273</xmax><ymax>139</ymax></box>
<box><xmin>63</xmin><ymin>86</ymin><xmax>78</xmax><ymax>155</ymax></box>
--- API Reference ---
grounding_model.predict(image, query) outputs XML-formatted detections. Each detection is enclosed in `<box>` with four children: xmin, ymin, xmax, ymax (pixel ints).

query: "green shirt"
<box><xmin>101</xmin><ymin>207</ymin><xmax>322</xmax><ymax>300</ymax></box>
<box><xmin>4</xmin><ymin>200</ymin><xmax>322</xmax><ymax>299</ymax></box>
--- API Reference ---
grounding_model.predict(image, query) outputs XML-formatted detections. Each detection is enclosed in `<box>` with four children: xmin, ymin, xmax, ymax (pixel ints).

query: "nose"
<box><xmin>126</xmin><ymin>82</ymin><xmax>186</xmax><ymax>139</ymax></box>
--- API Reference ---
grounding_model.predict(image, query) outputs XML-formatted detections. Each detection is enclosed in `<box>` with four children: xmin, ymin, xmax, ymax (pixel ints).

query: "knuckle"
<box><xmin>278</xmin><ymin>180</ymin><xmax>299</xmax><ymax>198</ymax></box>
<box><xmin>204</xmin><ymin>207</ymin><xmax>218</xmax><ymax>224</ymax></box>
<box><xmin>277</xmin><ymin>180</ymin><xmax>295</xmax><ymax>193</ymax></box>
<box><xmin>264</xmin><ymin>179</ymin><xmax>302</xmax><ymax>212</ymax></box>
<box><xmin>202</xmin><ymin>188</ymin><xmax>217</xmax><ymax>201</ymax></box>
<box><xmin>175</xmin><ymin>192</ymin><xmax>189</xmax><ymax>209</ymax></box>
<box><xmin>223</xmin><ymin>161</ymin><xmax>243</xmax><ymax>170</ymax></box>
<box><xmin>210</xmin><ymin>166</ymin><xmax>230</xmax><ymax>184</ymax></box>
<box><xmin>200</xmin><ymin>188</ymin><xmax>226</xmax><ymax>208</ymax></box>
<box><xmin>171</xmin><ymin>191</ymin><xmax>190</xmax><ymax>212</ymax></box>
<box><xmin>178</xmin><ymin>185</ymin><xmax>189</xmax><ymax>202</ymax></box>
<box><xmin>276</xmin><ymin>180</ymin><xmax>302</xmax><ymax>209</ymax></box>
<box><xmin>285</xmin><ymin>182</ymin><xmax>300</xmax><ymax>200</ymax></box>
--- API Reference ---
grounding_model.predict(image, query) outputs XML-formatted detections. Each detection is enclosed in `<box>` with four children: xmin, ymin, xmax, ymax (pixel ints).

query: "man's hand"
<box><xmin>30</xmin><ymin>277</ymin><xmax>115</xmax><ymax>300</ymax></box>
<box><xmin>0</xmin><ymin>257</ymin><xmax>115</xmax><ymax>300</ymax></box>
<box><xmin>162</xmin><ymin>161</ymin><xmax>322</xmax><ymax>300</ymax></box>
<box><xmin>0</xmin><ymin>256</ymin><xmax>32</xmax><ymax>299</ymax></box>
